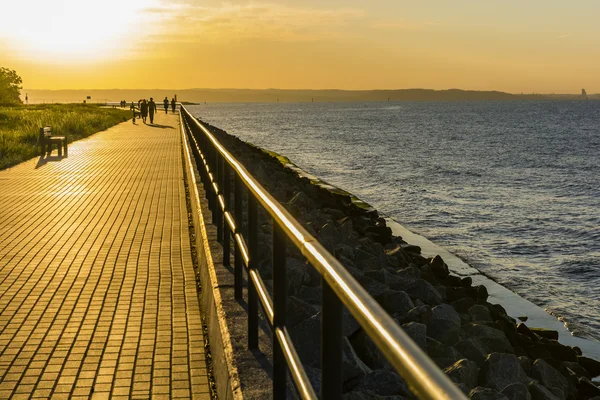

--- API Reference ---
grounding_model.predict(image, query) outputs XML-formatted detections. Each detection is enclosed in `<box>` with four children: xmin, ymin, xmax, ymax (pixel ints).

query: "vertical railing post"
<box><xmin>210</xmin><ymin>144</ymin><xmax>218</xmax><ymax>225</ymax></box>
<box><xmin>247</xmin><ymin>195</ymin><xmax>259</xmax><ymax>349</ymax></box>
<box><xmin>216</xmin><ymin>153</ymin><xmax>224</xmax><ymax>243</ymax></box>
<box><xmin>272</xmin><ymin>220</ymin><xmax>287</xmax><ymax>399</ymax></box>
<box><xmin>223</xmin><ymin>162</ymin><xmax>231</xmax><ymax>267</ymax></box>
<box><xmin>234</xmin><ymin>173</ymin><xmax>243</xmax><ymax>300</ymax></box>
<box><xmin>321</xmin><ymin>280</ymin><xmax>343</xmax><ymax>400</ymax></box>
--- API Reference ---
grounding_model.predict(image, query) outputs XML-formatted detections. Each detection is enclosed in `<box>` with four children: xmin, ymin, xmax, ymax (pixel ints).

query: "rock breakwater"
<box><xmin>197</xmin><ymin>119</ymin><xmax>600</xmax><ymax>400</ymax></box>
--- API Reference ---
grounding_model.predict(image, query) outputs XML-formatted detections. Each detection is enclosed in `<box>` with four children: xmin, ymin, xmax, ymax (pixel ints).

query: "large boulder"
<box><xmin>376</xmin><ymin>290</ymin><xmax>415</xmax><ymax>315</ymax></box>
<box><xmin>578</xmin><ymin>356</ymin><xmax>600</xmax><ymax>378</ymax></box>
<box><xmin>286</xmin><ymin>257</ymin><xmax>311</xmax><ymax>296</ymax></box>
<box><xmin>342</xmin><ymin>337</ymin><xmax>371</xmax><ymax>383</ymax></box>
<box><xmin>531</xmin><ymin>359</ymin><xmax>569</xmax><ymax>400</ymax></box>
<box><xmin>287</xmin><ymin>296</ymin><xmax>319</xmax><ymax>328</ymax></box>
<box><xmin>469</xmin><ymin>305</ymin><xmax>493</xmax><ymax>322</ymax></box>
<box><xmin>397</xmin><ymin>305</ymin><xmax>433</xmax><ymax>325</ymax></box>
<box><xmin>352</xmin><ymin>370</ymin><xmax>412</xmax><ymax>397</ymax></box>
<box><xmin>501</xmin><ymin>383</ymin><xmax>531</xmax><ymax>400</ymax></box>
<box><xmin>401</xmin><ymin>322</ymin><xmax>427</xmax><ymax>351</ymax></box>
<box><xmin>464</xmin><ymin>323</ymin><xmax>514</xmax><ymax>355</ymax></box>
<box><xmin>426</xmin><ymin>338</ymin><xmax>465</xmax><ymax>369</ymax></box>
<box><xmin>469</xmin><ymin>387</ymin><xmax>509</xmax><ymax>400</ymax></box>
<box><xmin>395</xmin><ymin>279</ymin><xmax>443</xmax><ymax>306</ymax></box>
<box><xmin>444</xmin><ymin>359</ymin><xmax>479</xmax><ymax>389</ymax></box>
<box><xmin>529</xmin><ymin>381</ymin><xmax>561</xmax><ymax>400</ymax></box>
<box><xmin>479</xmin><ymin>353</ymin><xmax>530</xmax><ymax>392</ymax></box>
<box><xmin>427</xmin><ymin>304</ymin><xmax>461</xmax><ymax>346</ymax></box>
<box><xmin>289</xmin><ymin>313</ymin><xmax>321</xmax><ymax>367</ymax></box>
<box><xmin>455</xmin><ymin>338</ymin><xmax>489</xmax><ymax>366</ymax></box>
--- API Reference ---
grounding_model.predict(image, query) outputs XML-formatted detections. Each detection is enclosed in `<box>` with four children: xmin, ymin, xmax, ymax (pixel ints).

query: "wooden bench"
<box><xmin>39</xmin><ymin>126</ymin><xmax>68</xmax><ymax>157</ymax></box>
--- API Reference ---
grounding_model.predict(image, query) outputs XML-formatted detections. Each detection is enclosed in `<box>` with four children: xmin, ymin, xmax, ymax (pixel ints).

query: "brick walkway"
<box><xmin>0</xmin><ymin>112</ymin><xmax>211</xmax><ymax>399</ymax></box>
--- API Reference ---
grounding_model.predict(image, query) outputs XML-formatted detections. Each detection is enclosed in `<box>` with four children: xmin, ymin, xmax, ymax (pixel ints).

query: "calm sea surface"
<box><xmin>188</xmin><ymin>101</ymin><xmax>600</xmax><ymax>341</ymax></box>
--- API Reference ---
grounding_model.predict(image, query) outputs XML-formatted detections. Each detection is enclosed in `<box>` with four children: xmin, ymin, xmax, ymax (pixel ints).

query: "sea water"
<box><xmin>188</xmin><ymin>100</ymin><xmax>600</xmax><ymax>341</ymax></box>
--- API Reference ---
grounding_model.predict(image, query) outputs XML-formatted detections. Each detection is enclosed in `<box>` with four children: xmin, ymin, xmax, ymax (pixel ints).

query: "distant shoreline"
<box><xmin>20</xmin><ymin>88</ymin><xmax>598</xmax><ymax>104</ymax></box>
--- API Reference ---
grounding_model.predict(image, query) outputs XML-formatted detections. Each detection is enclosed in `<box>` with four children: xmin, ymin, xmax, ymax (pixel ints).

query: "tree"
<box><xmin>0</xmin><ymin>67</ymin><xmax>23</xmax><ymax>105</ymax></box>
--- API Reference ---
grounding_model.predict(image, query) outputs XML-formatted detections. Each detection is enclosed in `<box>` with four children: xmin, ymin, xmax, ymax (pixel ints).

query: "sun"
<box><xmin>0</xmin><ymin>0</ymin><xmax>160</xmax><ymax>61</ymax></box>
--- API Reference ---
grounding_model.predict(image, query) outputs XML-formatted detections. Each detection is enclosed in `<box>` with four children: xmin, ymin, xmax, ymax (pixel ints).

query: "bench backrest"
<box><xmin>40</xmin><ymin>126</ymin><xmax>52</xmax><ymax>139</ymax></box>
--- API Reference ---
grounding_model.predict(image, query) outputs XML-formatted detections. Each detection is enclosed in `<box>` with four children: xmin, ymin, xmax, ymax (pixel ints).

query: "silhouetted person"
<box><xmin>163</xmin><ymin>97</ymin><xmax>169</xmax><ymax>114</ymax></box>
<box><xmin>140</xmin><ymin>99</ymin><xmax>148</xmax><ymax>124</ymax></box>
<box><xmin>171</xmin><ymin>98</ymin><xmax>176</xmax><ymax>113</ymax></box>
<box><xmin>148</xmin><ymin>97</ymin><xmax>157</xmax><ymax>124</ymax></box>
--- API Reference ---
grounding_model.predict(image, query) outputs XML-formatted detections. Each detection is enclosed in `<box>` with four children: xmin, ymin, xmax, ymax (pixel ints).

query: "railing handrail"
<box><xmin>180</xmin><ymin>105</ymin><xmax>467</xmax><ymax>400</ymax></box>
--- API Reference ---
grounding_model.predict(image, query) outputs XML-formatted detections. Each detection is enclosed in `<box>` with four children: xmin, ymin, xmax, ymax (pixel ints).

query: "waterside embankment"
<box><xmin>196</xmin><ymin>118</ymin><xmax>600</xmax><ymax>399</ymax></box>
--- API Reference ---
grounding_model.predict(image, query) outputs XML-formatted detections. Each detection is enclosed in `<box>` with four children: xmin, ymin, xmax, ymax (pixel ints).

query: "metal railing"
<box><xmin>179</xmin><ymin>105</ymin><xmax>467</xmax><ymax>400</ymax></box>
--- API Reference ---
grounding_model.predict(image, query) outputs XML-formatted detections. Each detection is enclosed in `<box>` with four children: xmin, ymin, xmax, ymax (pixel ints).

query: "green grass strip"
<box><xmin>0</xmin><ymin>104</ymin><xmax>131</xmax><ymax>170</ymax></box>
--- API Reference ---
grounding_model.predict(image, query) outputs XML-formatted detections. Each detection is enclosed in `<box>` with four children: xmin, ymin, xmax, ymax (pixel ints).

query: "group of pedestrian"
<box><xmin>119</xmin><ymin>100</ymin><xmax>127</xmax><ymax>107</ymax></box>
<box><xmin>130</xmin><ymin>96</ymin><xmax>177</xmax><ymax>124</ymax></box>
<box><xmin>163</xmin><ymin>97</ymin><xmax>176</xmax><ymax>114</ymax></box>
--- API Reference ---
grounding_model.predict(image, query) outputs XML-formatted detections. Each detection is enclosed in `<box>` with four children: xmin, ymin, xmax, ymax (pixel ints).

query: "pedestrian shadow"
<box><xmin>35</xmin><ymin>154</ymin><xmax>66</xmax><ymax>169</ymax></box>
<box><xmin>148</xmin><ymin>124</ymin><xmax>175</xmax><ymax>129</ymax></box>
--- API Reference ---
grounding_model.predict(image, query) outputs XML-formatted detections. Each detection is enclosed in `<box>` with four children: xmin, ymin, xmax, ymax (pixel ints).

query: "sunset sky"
<box><xmin>1</xmin><ymin>0</ymin><xmax>598</xmax><ymax>93</ymax></box>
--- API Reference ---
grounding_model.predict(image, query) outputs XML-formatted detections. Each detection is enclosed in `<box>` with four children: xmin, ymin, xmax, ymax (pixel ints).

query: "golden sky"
<box><xmin>1</xmin><ymin>0</ymin><xmax>598</xmax><ymax>93</ymax></box>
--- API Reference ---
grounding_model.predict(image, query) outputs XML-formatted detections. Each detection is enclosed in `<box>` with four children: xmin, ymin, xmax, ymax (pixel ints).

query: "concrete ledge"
<box><xmin>180</xmin><ymin>115</ymin><xmax>243</xmax><ymax>400</ymax></box>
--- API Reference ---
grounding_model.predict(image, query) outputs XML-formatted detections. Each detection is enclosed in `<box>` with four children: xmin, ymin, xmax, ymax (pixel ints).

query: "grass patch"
<box><xmin>0</xmin><ymin>104</ymin><xmax>131</xmax><ymax>170</ymax></box>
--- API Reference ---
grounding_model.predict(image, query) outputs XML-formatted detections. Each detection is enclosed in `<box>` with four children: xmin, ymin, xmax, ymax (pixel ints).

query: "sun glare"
<box><xmin>0</xmin><ymin>0</ymin><xmax>160</xmax><ymax>61</ymax></box>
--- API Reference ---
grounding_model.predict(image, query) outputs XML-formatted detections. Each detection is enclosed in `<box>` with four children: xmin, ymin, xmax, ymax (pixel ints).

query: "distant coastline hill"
<box><xmin>20</xmin><ymin>88</ymin><xmax>598</xmax><ymax>104</ymax></box>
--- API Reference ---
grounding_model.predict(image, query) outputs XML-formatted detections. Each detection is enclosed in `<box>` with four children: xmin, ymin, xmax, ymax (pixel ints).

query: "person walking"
<box><xmin>163</xmin><ymin>97</ymin><xmax>169</xmax><ymax>114</ymax></box>
<box><xmin>171</xmin><ymin>97</ymin><xmax>176</xmax><ymax>113</ymax></box>
<box><xmin>140</xmin><ymin>99</ymin><xmax>149</xmax><ymax>124</ymax></box>
<box><xmin>148</xmin><ymin>97</ymin><xmax>157</xmax><ymax>124</ymax></box>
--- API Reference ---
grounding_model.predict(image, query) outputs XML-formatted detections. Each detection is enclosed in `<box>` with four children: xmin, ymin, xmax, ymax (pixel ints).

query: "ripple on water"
<box><xmin>189</xmin><ymin>100</ymin><xmax>600</xmax><ymax>341</ymax></box>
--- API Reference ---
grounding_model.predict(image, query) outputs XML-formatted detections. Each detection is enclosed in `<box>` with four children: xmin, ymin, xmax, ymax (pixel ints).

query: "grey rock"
<box><xmin>357</xmin><ymin>275</ymin><xmax>389</xmax><ymax>298</ymax></box>
<box><xmin>287</xmin><ymin>296</ymin><xmax>319</xmax><ymax>328</ymax></box>
<box><xmin>398</xmin><ymin>279</ymin><xmax>443</xmax><ymax>305</ymax></box>
<box><xmin>564</xmin><ymin>361</ymin><xmax>591</xmax><ymax>380</ymax></box>
<box><xmin>401</xmin><ymin>322</ymin><xmax>427</xmax><ymax>351</ymax></box>
<box><xmin>343</xmin><ymin>308</ymin><xmax>361</xmax><ymax>337</ymax></box>
<box><xmin>426</xmin><ymin>338</ymin><xmax>464</xmax><ymax>369</ymax></box>
<box><xmin>444</xmin><ymin>359</ymin><xmax>479</xmax><ymax>389</ymax></box>
<box><xmin>350</xmin><ymin>331</ymin><xmax>393</xmax><ymax>371</ymax></box>
<box><xmin>353</xmin><ymin>370</ymin><xmax>412</xmax><ymax>397</ymax></box>
<box><xmin>519</xmin><ymin>356</ymin><xmax>532</xmax><ymax>377</ymax></box>
<box><xmin>469</xmin><ymin>305</ymin><xmax>493</xmax><ymax>322</ymax></box>
<box><xmin>469</xmin><ymin>386</ymin><xmax>509</xmax><ymax>400</ymax></box>
<box><xmin>318</xmin><ymin>221</ymin><xmax>342</xmax><ymax>244</ymax></box>
<box><xmin>427</xmin><ymin>319</ymin><xmax>460</xmax><ymax>346</ymax></box>
<box><xmin>501</xmin><ymin>383</ymin><xmax>531</xmax><ymax>400</ymax></box>
<box><xmin>432</xmin><ymin>304</ymin><xmax>462</xmax><ymax>326</ymax></box>
<box><xmin>342</xmin><ymin>337</ymin><xmax>371</xmax><ymax>382</ymax></box>
<box><xmin>430</xmin><ymin>255</ymin><xmax>450</xmax><ymax>279</ymax></box>
<box><xmin>289</xmin><ymin>313</ymin><xmax>321</xmax><ymax>367</ymax></box>
<box><xmin>377</xmin><ymin>290</ymin><xmax>415</xmax><ymax>315</ymax></box>
<box><xmin>287</xmin><ymin>257</ymin><xmax>311</xmax><ymax>296</ymax></box>
<box><xmin>299</xmin><ymin>285</ymin><xmax>322</xmax><ymax>305</ymax></box>
<box><xmin>532</xmin><ymin>359</ymin><xmax>568</xmax><ymax>400</ymax></box>
<box><xmin>480</xmin><ymin>353</ymin><xmax>530</xmax><ymax>392</ymax></box>
<box><xmin>398</xmin><ymin>305</ymin><xmax>433</xmax><ymax>325</ymax></box>
<box><xmin>529</xmin><ymin>381</ymin><xmax>561</xmax><ymax>400</ymax></box>
<box><xmin>455</xmin><ymin>339</ymin><xmax>489</xmax><ymax>366</ymax></box>
<box><xmin>303</xmin><ymin>365</ymin><xmax>321</xmax><ymax>397</ymax></box>
<box><xmin>452</xmin><ymin>297</ymin><xmax>477</xmax><ymax>314</ymax></box>
<box><xmin>464</xmin><ymin>324</ymin><xmax>514</xmax><ymax>355</ymax></box>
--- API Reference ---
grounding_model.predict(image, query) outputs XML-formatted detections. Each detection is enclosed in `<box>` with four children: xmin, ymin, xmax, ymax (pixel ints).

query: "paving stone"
<box><xmin>0</xmin><ymin>113</ymin><xmax>210</xmax><ymax>397</ymax></box>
